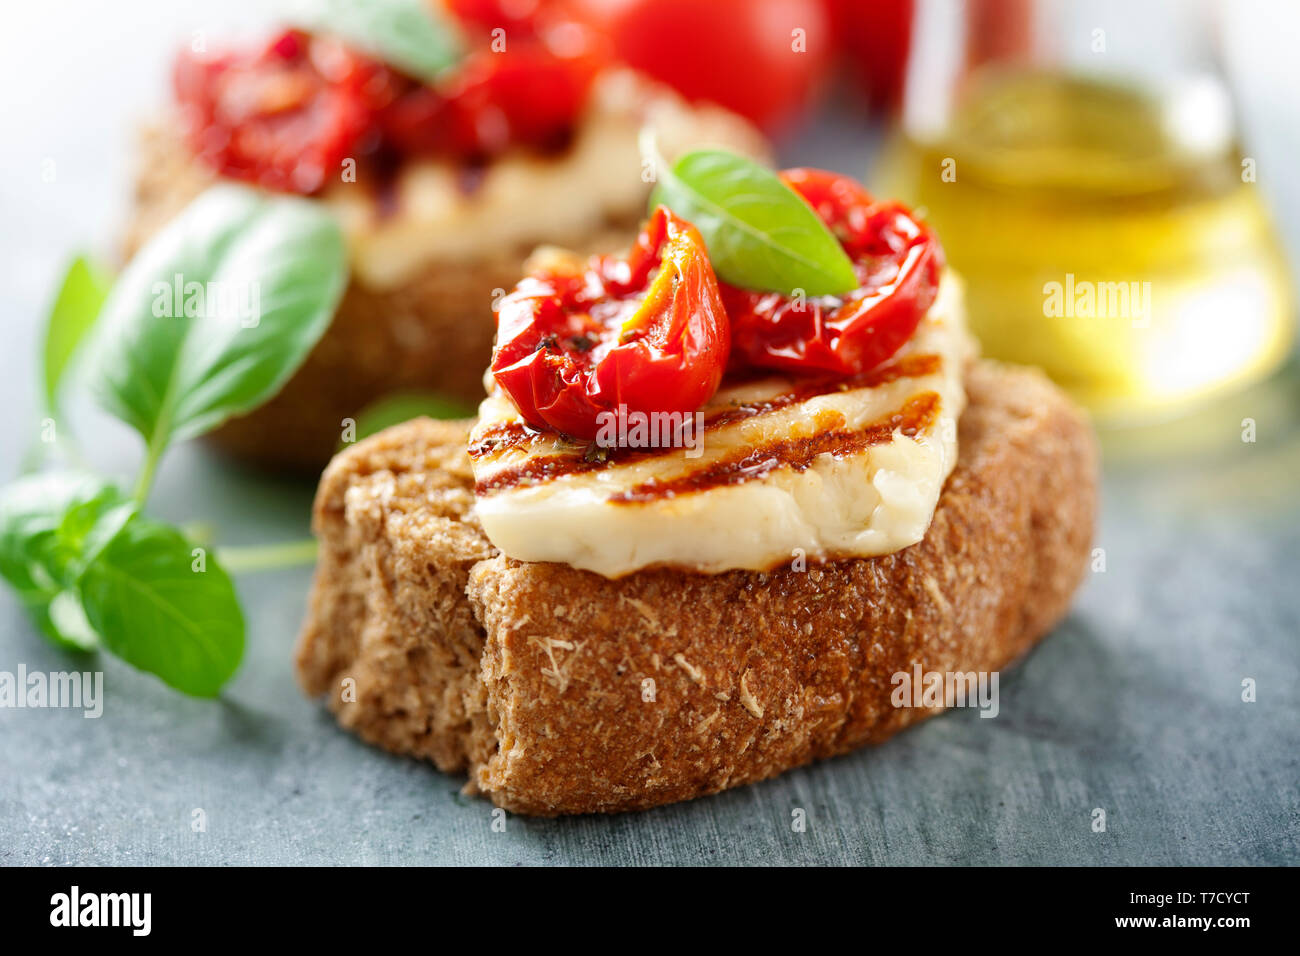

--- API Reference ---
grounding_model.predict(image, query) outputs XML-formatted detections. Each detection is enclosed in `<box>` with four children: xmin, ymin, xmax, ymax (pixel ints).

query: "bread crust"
<box><xmin>295</xmin><ymin>360</ymin><xmax>1098</xmax><ymax>815</ymax></box>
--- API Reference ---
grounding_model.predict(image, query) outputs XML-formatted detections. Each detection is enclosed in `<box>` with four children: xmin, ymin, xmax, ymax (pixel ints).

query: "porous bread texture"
<box><xmin>295</xmin><ymin>361</ymin><xmax>1098</xmax><ymax>815</ymax></box>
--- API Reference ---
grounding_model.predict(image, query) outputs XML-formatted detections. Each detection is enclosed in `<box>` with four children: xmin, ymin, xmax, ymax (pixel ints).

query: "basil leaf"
<box><xmin>349</xmin><ymin>391</ymin><xmax>478</xmax><ymax>446</ymax></box>
<box><xmin>0</xmin><ymin>472</ymin><xmax>132</xmax><ymax>651</ymax></box>
<box><xmin>79</xmin><ymin>514</ymin><xmax>244</xmax><ymax>698</ymax></box>
<box><xmin>88</xmin><ymin>184</ymin><xmax>346</xmax><ymax>454</ymax></box>
<box><xmin>650</xmin><ymin>149</ymin><xmax>858</xmax><ymax>296</ymax></box>
<box><xmin>291</xmin><ymin>0</ymin><xmax>464</xmax><ymax>83</ymax></box>
<box><xmin>0</xmin><ymin>474</ymin><xmax>244</xmax><ymax>694</ymax></box>
<box><xmin>46</xmin><ymin>590</ymin><xmax>101</xmax><ymax>652</ymax></box>
<box><xmin>43</xmin><ymin>256</ymin><xmax>112</xmax><ymax>414</ymax></box>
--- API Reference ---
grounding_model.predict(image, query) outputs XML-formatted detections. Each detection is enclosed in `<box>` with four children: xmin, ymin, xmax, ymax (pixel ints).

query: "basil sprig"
<box><xmin>291</xmin><ymin>0</ymin><xmax>464</xmax><ymax>83</ymax></box>
<box><xmin>0</xmin><ymin>184</ymin><xmax>347</xmax><ymax>697</ymax></box>
<box><xmin>43</xmin><ymin>256</ymin><xmax>111</xmax><ymax>418</ymax></box>
<box><xmin>0</xmin><ymin>473</ymin><xmax>131</xmax><ymax>652</ymax></box>
<box><xmin>89</xmin><ymin>184</ymin><xmax>346</xmax><ymax>502</ymax></box>
<box><xmin>79</xmin><ymin>510</ymin><xmax>244</xmax><ymax>697</ymax></box>
<box><xmin>0</xmin><ymin>474</ymin><xmax>242</xmax><ymax>695</ymax></box>
<box><xmin>649</xmin><ymin>148</ymin><xmax>858</xmax><ymax>297</ymax></box>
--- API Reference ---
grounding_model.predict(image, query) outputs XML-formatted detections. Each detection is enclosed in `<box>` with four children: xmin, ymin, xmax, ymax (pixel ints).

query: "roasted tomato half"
<box><xmin>723</xmin><ymin>168</ymin><xmax>944</xmax><ymax>377</ymax></box>
<box><xmin>173</xmin><ymin>5</ymin><xmax>605</xmax><ymax>194</ymax></box>
<box><xmin>173</xmin><ymin>29</ymin><xmax>377</xmax><ymax>194</ymax></box>
<box><xmin>491</xmin><ymin>207</ymin><xmax>729</xmax><ymax>440</ymax></box>
<box><xmin>374</xmin><ymin>2</ymin><xmax>606</xmax><ymax>160</ymax></box>
<box><xmin>377</xmin><ymin>29</ymin><xmax>602</xmax><ymax>160</ymax></box>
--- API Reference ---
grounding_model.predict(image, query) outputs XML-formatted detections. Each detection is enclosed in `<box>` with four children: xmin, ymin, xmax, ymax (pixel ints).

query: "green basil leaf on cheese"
<box><xmin>650</xmin><ymin>148</ymin><xmax>858</xmax><ymax>297</ymax></box>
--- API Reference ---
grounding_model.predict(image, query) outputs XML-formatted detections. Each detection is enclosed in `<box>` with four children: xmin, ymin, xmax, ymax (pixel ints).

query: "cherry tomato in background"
<box><xmin>445</xmin><ymin>0</ymin><xmax>552</xmax><ymax>33</ymax></box>
<box><xmin>491</xmin><ymin>207</ymin><xmax>730</xmax><ymax>439</ymax></box>
<box><xmin>385</xmin><ymin>0</ymin><xmax>607</xmax><ymax>157</ymax></box>
<box><xmin>723</xmin><ymin>167</ymin><xmax>943</xmax><ymax>376</ymax></box>
<box><xmin>568</xmin><ymin>0</ymin><xmax>834</xmax><ymax>132</ymax></box>
<box><xmin>376</xmin><ymin>27</ymin><xmax>604</xmax><ymax>158</ymax></box>
<box><xmin>822</xmin><ymin>0</ymin><xmax>1034</xmax><ymax>112</ymax></box>
<box><xmin>962</xmin><ymin>0</ymin><xmax>1034</xmax><ymax>71</ymax></box>
<box><xmin>822</xmin><ymin>0</ymin><xmax>914</xmax><ymax>112</ymax></box>
<box><xmin>174</xmin><ymin>30</ymin><xmax>375</xmax><ymax>194</ymax></box>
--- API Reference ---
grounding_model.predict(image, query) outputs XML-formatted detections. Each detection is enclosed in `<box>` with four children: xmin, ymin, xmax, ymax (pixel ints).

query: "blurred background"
<box><xmin>4</xmin><ymin>0</ymin><xmax>1298</xmax><ymax>453</ymax></box>
<box><xmin>1</xmin><ymin>1</ymin><xmax>1296</xmax><ymax>864</ymax></box>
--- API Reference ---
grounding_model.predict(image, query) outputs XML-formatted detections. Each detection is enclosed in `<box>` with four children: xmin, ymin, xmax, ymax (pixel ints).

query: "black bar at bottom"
<box><xmin>0</xmin><ymin>865</ymin><xmax>1286</xmax><ymax>940</ymax></box>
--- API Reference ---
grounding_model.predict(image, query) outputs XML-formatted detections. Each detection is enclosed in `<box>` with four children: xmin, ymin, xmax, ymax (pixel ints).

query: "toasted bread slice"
<box><xmin>295</xmin><ymin>360</ymin><xmax>1098</xmax><ymax>815</ymax></box>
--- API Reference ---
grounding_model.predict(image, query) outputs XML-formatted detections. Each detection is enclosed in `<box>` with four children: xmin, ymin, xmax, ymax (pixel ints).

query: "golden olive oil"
<box><xmin>876</xmin><ymin>70</ymin><xmax>1295</xmax><ymax>423</ymax></box>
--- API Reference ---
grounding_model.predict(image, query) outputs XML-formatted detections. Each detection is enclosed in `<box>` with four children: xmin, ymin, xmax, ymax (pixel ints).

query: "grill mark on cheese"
<box><xmin>469</xmin><ymin>421</ymin><xmax>541</xmax><ymax>459</ymax></box>
<box><xmin>470</xmin><ymin>353</ymin><xmax>943</xmax><ymax>494</ymax></box>
<box><xmin>473</xmin><ymin>448</ymin><xmax>598</xmax><ymax>493</ymax></box>
<box><xmin>705</xmin><ymin>353</ymin><xmax>942</xmax><ymax>431</ymax></box>
<box><xmin>607</xmin><ymin>392</ymin><xmax>941</xmax><ymax>504</ymax></box>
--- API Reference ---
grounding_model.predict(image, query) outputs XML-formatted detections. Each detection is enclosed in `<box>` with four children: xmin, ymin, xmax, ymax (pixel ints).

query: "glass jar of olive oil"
<box><xmin>875</xmin><ymin>0</ymin><xmax>1295</xmax><ymax>423</ymax></box>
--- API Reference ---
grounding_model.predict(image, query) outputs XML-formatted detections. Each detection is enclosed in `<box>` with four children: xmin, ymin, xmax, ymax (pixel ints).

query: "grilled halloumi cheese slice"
<box><xmin>469</xmin><ymin>274</ymin><xmax>974</xmax><ymax>578</ymax></box>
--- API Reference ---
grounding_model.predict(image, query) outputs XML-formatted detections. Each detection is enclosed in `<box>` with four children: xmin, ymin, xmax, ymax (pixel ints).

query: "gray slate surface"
<box><xmin>6</xmin><ymin>377</ymin><xmax>1298</xmax><ymax>866</ymax></box>
<box><xmin>2</xmin><ymin>0</ymin><xmax>1298</xmax><ymax>866</ymax></box>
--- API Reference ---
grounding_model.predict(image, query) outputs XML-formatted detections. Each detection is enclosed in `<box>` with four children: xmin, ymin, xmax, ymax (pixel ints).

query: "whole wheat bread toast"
<box><xmin>295</xmin><ymin>360</ymin><xmax>1098</xmax><ymax>815</ymax></box>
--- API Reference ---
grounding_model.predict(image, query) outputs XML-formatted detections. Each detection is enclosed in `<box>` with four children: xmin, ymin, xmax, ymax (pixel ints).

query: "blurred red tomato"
<box><xmin>570</xmin><ymin>0</ymin><xmax>832</xmax><ymax>132</ymax></box>
<box><xmin>823</xmin><ymin>0</ymin><xmax>914</xmax><ymax>111</ymax></box>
